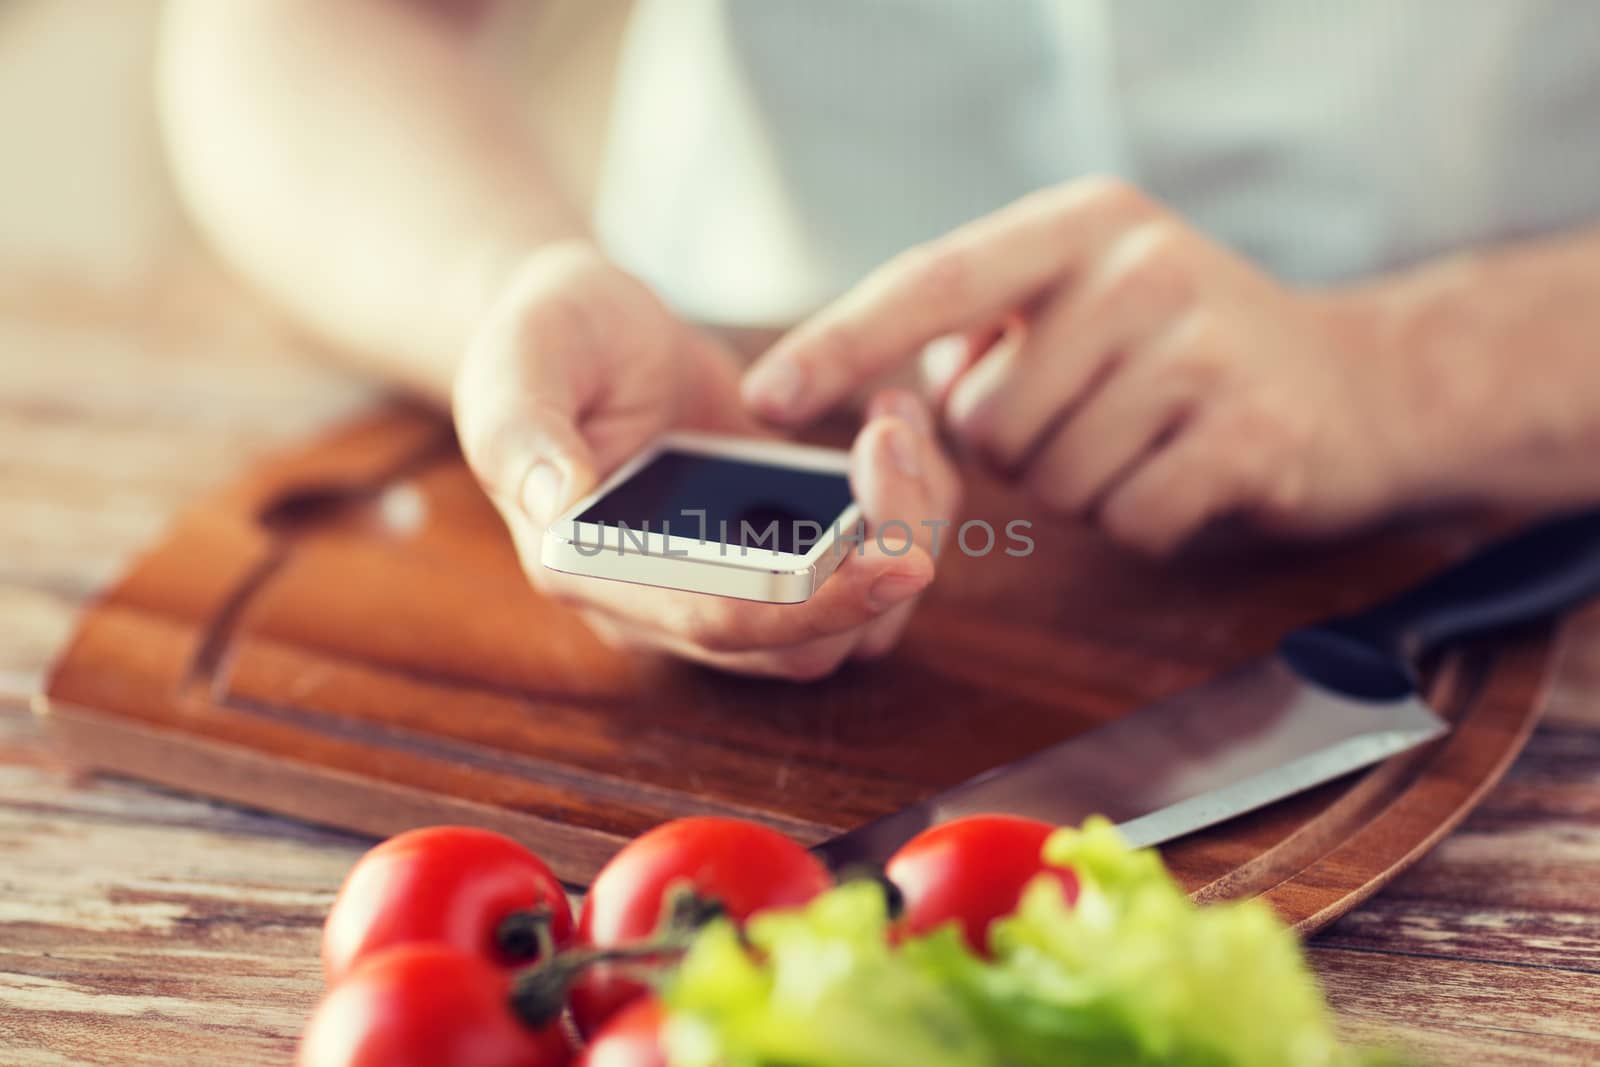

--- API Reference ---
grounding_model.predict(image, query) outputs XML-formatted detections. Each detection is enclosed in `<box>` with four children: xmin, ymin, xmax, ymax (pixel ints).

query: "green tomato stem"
<box><xmin>494</xmin><ymin>907</ymin><xmax>557</xmax><ymax>964</ymax></box>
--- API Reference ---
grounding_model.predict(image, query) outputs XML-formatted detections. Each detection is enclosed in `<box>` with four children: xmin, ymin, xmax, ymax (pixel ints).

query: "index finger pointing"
<box><xmin>741</xmin><ymin>177</ymin><xmax>1158</xmax><ymax>425</ymax></box>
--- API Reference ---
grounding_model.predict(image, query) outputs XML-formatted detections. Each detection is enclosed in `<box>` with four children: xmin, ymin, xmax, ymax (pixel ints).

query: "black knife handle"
<box><xmin>1281</xmin><ymin>507</ymin><xmax>1600</xmax><ymax>699</ymax></box>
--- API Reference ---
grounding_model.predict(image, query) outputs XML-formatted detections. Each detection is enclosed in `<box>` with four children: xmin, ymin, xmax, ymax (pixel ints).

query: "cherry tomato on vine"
<box><xmin>570</xmin><ymin>817</ymin><xmax>831</xmax><ymax>1036</ymax></box>
<box><xmin>297</xmin><ymin>944</ymin><xmax>573</xmax><ymax>1067</ymax></box>
<box><xmin>322</xmin><ymin>826</ymin><xmax>574</xmax><ymax>983</ymax></box>
<box><xmin>886</xmin><ymin>815</ymin><xmax>1078</xmax><ymax>955</ymax></box>
<box><xmin>578</xmin><ymin>997</ymin><xmax>669</xmax><ymax>1067</ymax></box>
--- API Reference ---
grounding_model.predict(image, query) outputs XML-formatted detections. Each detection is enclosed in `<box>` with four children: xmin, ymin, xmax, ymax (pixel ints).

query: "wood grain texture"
<box><xmin>36</xmin><ymin>404</ymin><xmax>1561</xmax><ymax>941</ymax></box>
<box><xmin>1</xmin><ymin>3</ymin><xmax>1597</xmax><ymax>1065</ymax></box>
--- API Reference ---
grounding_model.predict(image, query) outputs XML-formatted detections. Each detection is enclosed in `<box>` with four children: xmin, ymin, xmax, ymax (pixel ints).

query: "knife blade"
<box><xmin>813</xmin><ymin>507</ymin><xmax>1600</xmax><ymax>869</ymax></box>
<box><xmin>812</xmin><ymin>658</ymin><xmax>1445</xmax><ymax>868</ymax></box>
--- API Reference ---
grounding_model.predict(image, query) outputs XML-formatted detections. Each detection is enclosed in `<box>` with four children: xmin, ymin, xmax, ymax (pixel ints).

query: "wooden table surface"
<box><xmin>2</xmin><ymin>5</ymin><xmax>1598</xmax><ymax>1065</ymax></box>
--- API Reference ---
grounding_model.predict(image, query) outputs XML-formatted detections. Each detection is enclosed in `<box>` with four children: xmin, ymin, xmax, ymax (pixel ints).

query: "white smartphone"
<box><xmin>541</xmin><ymin>433</ymin><xmax>862</xmax><ymax>604</ymax></box>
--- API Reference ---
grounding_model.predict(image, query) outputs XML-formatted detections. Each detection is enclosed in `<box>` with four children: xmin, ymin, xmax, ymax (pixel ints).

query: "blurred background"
<box><xmin>0</xmin><ymin>0</ymin><xmax>624</xmax><ymax>697</ymax></box>
<box><xmin>1</xmin><ymin>1</ymin><xmax>354</xmax><ymax>699</ymax></box>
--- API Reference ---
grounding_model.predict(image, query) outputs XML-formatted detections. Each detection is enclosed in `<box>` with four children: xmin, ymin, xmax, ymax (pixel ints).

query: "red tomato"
<box><xmin>570</xmin><ymin>817</ymin><xmax>831</xmax><ymax>1036</ymax></box>
<box><xmin>297</xmin><ymin>944</ymin><xmax>572</xmax><ymax>1067</ymax></box>
<box><xmin>579</xmin><ymin>997</ymin><xmax>668</xmax><ymax>1067</ymax></box>
<box><xmin>323</xmin><ymin>826</ymin><xmax>574</xmax><ymax>982</ymax></box>
<box><xmin>886</xmin><ymin>815</ymin><xmax>1078</xmax><ymax>955</ymax></box>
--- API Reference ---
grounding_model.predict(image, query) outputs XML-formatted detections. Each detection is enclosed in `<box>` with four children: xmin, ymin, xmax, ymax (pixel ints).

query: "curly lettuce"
<box><xmin>662</xmin><ymin>818</ymin><xmax>1395</xmax><ymax>1067</ymax></box>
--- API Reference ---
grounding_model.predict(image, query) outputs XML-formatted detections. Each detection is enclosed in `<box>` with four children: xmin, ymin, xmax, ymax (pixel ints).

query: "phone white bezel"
<box><xmin>540</xmin><ymin>432</ymin><xmax>862</xmax><ymax>604</ymax></box>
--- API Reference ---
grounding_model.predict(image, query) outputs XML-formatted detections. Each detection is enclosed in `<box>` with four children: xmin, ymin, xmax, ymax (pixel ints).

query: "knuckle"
<box><xmin>1015</xmin><ymin>181</ymin><xmax>1076</xmax><ymax>218</ymax></box>
<box><xmin>1099</xmin><ymin>248</ymin><xmax>1192</xmax><ymax>322</ymax></box>
<box><xmin>1131</xmin><ymin>218</ymin><xmax>1191</xmax><ymax>262</ymax></box>
<box><xmin>1167</xmin><ymin>344</ymin><xmax>1229</xmax><ymax>394</ymax></box>
<box><xmin>1121</xmin><ymin>226</ymin><xmax>1196</xmax><ymax>301</ymax></box>
<box><xmin>1071</xmin><ymin>175</ymin><xmax>1156</xmax><ymax>221</ymax></box>
<box><xmin>1191</xmin><ymin>424</ymin><xmax>1249</xmax><ymax>482</ymax></box>
<box><xmin>1098</xmin><ymin>490</ymin><xmax>1152</xmax><ymax>548</ymax></box>
<box><xmin>1022</xmin><ymin>178</ymin><xmax>1155</xmax><ymax>249</ymax></box>
<box><xmin>1159</xmin><ymin>313</ymin><xmax>1230</xmax><ymax>387</ymax></box>
<box><xmin>1215</xmin><ymin>401</ymin><xmax>1306</xmax><ymax>510</ymax></box>
<box><xmin>1182</xmin><ymin>433</ymin><xmax>1259</xmax><ymax>517</ymax></box>
<box><xmin>1175</xmin><ymin>308</ymin><xmax>1227</xmax><ymax>356</ymax></box>
<box><xmin>1100</xmin><ymin>486</ymin><xmax>1183</xmax><ymax>558</ymax></box>
<box><xmin>1222</xmin><ymin>395</ymin><xmax>1303</xmax><ymax>456</ymax></box>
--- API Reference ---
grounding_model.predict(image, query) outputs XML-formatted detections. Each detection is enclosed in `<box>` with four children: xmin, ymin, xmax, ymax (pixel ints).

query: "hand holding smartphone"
<box><xmin>542</xmin><ymin>434</ymin><xmax>863</xmax><ymax>603</ymax></box>
<box><xmin>525</xmin><ymin>391</ymin><xmax>961</xmax><ymax>679</ymax></box>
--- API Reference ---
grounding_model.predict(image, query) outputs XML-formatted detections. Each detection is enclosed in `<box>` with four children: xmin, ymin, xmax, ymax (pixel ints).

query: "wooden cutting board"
<box><xmin>40</xmin><ymin>407</ymin><xmax>1552</xmax><ymax>933</ymax></box>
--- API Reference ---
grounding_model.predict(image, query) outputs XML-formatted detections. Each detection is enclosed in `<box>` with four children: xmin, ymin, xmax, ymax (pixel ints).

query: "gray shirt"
<box><xmin>595</xmin><ymin>0</ymin><xmax>1600</xmax><ymax>325</ymax></box>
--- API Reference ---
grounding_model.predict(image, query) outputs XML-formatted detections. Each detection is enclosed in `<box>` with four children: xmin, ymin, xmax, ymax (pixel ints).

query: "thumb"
<box><xmin>454</xmin><ymin>318</ymin><xmax>599</xmax><ymax>530</ymax></box>
<box><xmin>851</xmin><ymin>389</ymin><xmax>961</xmax><ymax>550</ymax></box>
<box><xmin>845</xmin><ymin>389</ymin><xmax>962</xmax><ymax>661</ymax></box>
<box><xmin>507</xmin><ymin>401</ymin><xmax>599</xmax><ymax>528</ymax></box>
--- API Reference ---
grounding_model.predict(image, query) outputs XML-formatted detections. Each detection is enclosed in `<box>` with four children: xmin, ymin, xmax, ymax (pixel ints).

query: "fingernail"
<box><xmin>869</xmin><ymin>572</ymin><xmax>926</xmax><ymax>610</ymax></box>
<box><xmin>743</xmin><ymin>358</ymin><xmax>806</xmax><ymax>415</ymax></box>
<box><xmin>943</xmin><ymin>372</ymin><xmax>991</xmax><ymax>438</ymax></box>
<box><xmin>886</xmin><ymin>422</ymin><xmax>922</xmax><ymax>478</ymax></box>
<box><xmin>920</xmin><ymin>334</ymin><xmax>968</xmax><ymax>391</ymax></box>
<box><xmin>883</xmin><ymin>392</ymin><xmax>932</xmax><ymax>436</ymax></box>
<box><xmin>522</xmin><ymin>460</ymin><xmax>565</xmax><ymax>524</ymax></box>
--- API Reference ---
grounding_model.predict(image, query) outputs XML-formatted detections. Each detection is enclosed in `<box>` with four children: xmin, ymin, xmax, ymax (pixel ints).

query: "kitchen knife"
<box><xmin>813</xmin><ymin>508</ymin><xmax>1600</xmax><ymax>868</ymax></box>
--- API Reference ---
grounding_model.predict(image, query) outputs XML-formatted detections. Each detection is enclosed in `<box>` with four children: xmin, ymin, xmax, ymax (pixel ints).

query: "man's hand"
<box><xmin>742</xmin><ymin>178</ymin><xmax>1425</xmax><ymax>555</ymax></box>
<box><xmin>455</xmin><ymin>243</ymin><xmax>960</xmax><ymax>679</ymax></box>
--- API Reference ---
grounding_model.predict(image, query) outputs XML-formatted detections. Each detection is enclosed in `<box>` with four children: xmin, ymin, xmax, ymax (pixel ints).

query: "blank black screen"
<box><xmin>576</xmin><ymin>450</ymin><xmax>853</xmax><ymax>554</ymax></box>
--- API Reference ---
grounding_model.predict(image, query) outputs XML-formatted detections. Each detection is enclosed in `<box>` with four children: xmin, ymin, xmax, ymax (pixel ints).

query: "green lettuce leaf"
<box><xmin>661</xmin><ymin>818</ymin><xmax>1397</xmax><ymax>1067</ymax></box>
<box><xmin>664</xmin><ymin>881</ymin><xmax>990</xmax><ymax>1067</ymax></box>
